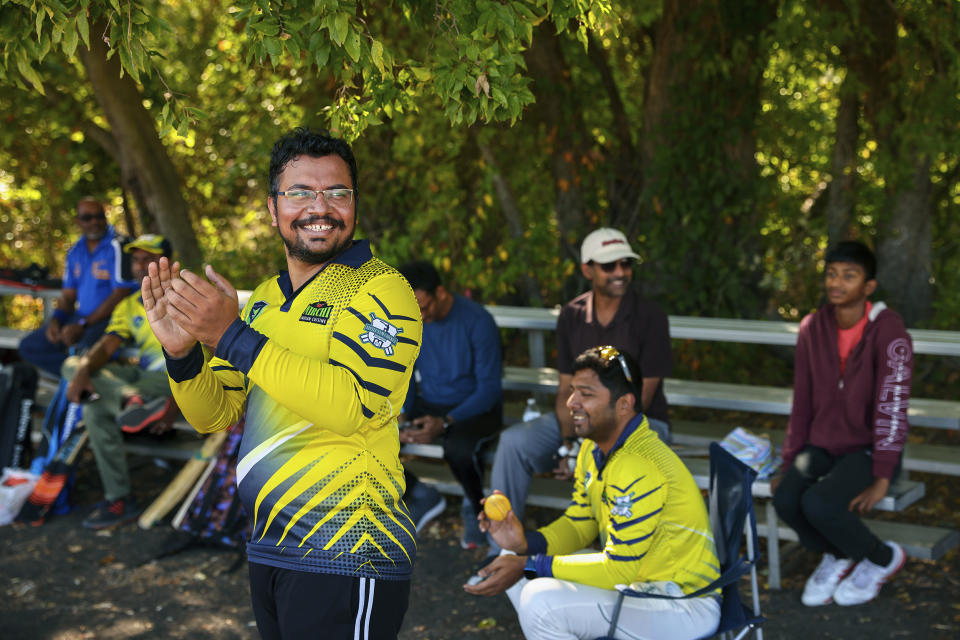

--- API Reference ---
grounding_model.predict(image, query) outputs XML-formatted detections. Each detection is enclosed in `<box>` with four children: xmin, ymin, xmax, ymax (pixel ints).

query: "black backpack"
<box><xmin>0</xmin><ymin>363</ymin><xmax>38</xmax><ymax>470</ymax></box>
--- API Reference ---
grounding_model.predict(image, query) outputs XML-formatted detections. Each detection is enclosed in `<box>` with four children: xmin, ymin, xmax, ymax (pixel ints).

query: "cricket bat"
<box><xmin>137</xmin><ymin>429</ymin><xmax>229</xmax><ymax>529</ymax></box>
<box><xmin>170</xmin><ymin>452</ymin><xmax>219</xmax><ymax>529</ymax></box>
<box><xmin>15</xmin><ymin>428</ymin><xmax>89</xmax><ymax>526</ymax></box>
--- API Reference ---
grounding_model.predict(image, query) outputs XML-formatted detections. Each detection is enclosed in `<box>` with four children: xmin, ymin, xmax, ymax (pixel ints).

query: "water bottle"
<box><xmin>522</xmin><ymin>397</ymin><xmax>541</xmax><ymax>422</ymax></box>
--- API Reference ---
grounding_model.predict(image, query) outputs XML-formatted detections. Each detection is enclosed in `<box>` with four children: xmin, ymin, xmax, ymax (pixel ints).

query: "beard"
<box><xmin>278</xmin><ymin>215</ymin><xmax>352</xmax><ymax>265</ymax></box>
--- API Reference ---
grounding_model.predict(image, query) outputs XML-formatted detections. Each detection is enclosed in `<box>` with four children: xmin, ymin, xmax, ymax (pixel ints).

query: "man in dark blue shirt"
<box><xmin>19</xmin><ymin>198</ymin><xmax>134</xmax><ymax>376</ymax></box>
<box><xmin>398</xmin><ymin>261</ymin><xmax>502</xmax><ymax>549</ymax></box>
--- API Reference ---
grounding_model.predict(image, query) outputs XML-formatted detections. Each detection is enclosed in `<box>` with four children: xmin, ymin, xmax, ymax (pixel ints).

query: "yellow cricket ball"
<box><xmin>483</xmin><ymin>494</ymin><xmax>512</xmax><ymax>521</ymax></box>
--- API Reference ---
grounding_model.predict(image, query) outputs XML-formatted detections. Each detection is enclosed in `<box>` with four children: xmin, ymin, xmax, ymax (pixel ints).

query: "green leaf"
<box><xmin>331</xmin><ymin>13</ymin><xmax>348</xmax><ymax>46</ymax></box>
<box><xmin>314</xmin><ymin>42</ymin><xmax>330</xmax><ymax>67</ymax></box>
<box><xmin>371</xmin><ymin>40</ymin><xmax>385</xmax><ymax>74</ymax></box>
<box><xmin>344</xmin><ymin>30</ymin><xmax>360</xmax><ymax>62</ymax></box>
<box><xmin>63</xmin><ymin>23</ymin><xmax>78</xmax><ymax>57</ymax></box>
<box><xmin>77</xmin><ymin>11</ymin><xmax>90</xmax><ymax>47</ymax></box>
<box><xmin>16</xmin><ymin>56</ymin><xmax>44</xmax><ymax>94</ymax></box>
<box><xmin>119</xmin><ymin>46</ymin><xmax>140</xmax><ymax>83</ymax></box>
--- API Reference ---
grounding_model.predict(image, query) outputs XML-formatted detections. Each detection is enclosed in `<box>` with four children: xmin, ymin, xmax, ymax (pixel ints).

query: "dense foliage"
<box><xmin>1</xmin><ymin>0</ymin><xmax>958</xmax><ymax>331</ymax></box>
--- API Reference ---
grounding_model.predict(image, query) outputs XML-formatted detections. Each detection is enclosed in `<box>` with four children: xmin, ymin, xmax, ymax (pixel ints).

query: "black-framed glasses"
<box><xmin>275</xmin><ymin>188</ymin><xmax>354</xmax><ymax>209</ymax></box>
<box><xmin>77</xmin><ymin>213</ymin><xmax>105</xmax><ymax>222</ymax></box>
<box><xmin>598</xmin><ymin>345</ymin><xmax>634</xmax><ymax>384</ymax></box>
<box><xmin>590</xmin><ymin>258</ymin><xmax>633</xmax><ymax>273</ymax></box>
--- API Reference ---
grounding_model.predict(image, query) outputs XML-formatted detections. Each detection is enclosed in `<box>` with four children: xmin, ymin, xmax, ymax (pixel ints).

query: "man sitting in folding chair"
<box><xmin>464</xmin><ymin>346</ymin><xmax>721</xmax><ymax>640</ymax></box>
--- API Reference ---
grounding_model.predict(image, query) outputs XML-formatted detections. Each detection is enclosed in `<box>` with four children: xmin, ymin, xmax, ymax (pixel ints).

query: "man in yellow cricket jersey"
<box><xmin>141</xmin><ymin>128</ymin><xmax>422</xmax><ymax>640</ymax></box>
<box><xmin>465</xmin><ymin>346</ymin><xmax>720</xmax><ymax>640</ymax></box>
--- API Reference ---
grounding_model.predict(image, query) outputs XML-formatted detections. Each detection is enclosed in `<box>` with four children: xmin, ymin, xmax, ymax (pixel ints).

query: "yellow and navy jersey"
<box><xmin>165</xmin><ymin>241</ymin><xmax>422</xmax><ymax>580</ymax></box>
<box><xmin>526</xmin><ymin>415</ymin><xmax>719</xmax><ymax>593</ymax></box>
<box><xmin>105</xmin><ymin>292</ymin><xmax>167</xmax><ymax>372</ymax></box>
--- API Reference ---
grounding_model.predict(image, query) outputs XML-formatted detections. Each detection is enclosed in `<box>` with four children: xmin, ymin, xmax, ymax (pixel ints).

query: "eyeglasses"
<box><xmin>598</xmin><ymin>345</ymin><xmax>634</xmax><ymax>384</ymax></box>
<box><xmin>590</xmin><ymin>258</ymin><xmax>633</xmax><ymax>273</ymax></box>
<box><xmin>275</xmin><ymin>188</ymin><xmax>354</xmax><ymax>209</ymax></box>
<box><xmin>77</xmin><ymin>213</ymin><xmax>105</xmax><ymax>222</ymax></box>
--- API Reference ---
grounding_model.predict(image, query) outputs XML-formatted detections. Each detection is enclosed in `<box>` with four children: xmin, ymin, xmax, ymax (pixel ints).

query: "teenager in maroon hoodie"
<box><xmin>772</xmin><ymin>241</ymin><xmax>911</xmax><ymax>607</ymax></box>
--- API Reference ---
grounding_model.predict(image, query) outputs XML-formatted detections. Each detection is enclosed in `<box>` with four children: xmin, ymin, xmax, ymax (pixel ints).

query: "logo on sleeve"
<box><xmin>247</xmin><ymin>301</ymin><xmax>268</xmax><ymax>324</ymax></box>
<box><xmin>360</xmin><ymin>312</ymin><xmax>402</xmax><ymax>356</ymax></box>
<box><xmin>610</xmin><ymin>493</ymin><xmax>634</xmax><ymax>518</ymax></box>
<box><xmin>300</xmin><ymin>301</ymin><xmax>333</xmax><ymax>325</ymax></box>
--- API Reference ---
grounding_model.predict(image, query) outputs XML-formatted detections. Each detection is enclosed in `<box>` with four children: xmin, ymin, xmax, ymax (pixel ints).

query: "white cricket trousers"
<box><xmin>506</xmin><ymin>576</ymin><xmax>720</xmax><ymax>640</ymax></box>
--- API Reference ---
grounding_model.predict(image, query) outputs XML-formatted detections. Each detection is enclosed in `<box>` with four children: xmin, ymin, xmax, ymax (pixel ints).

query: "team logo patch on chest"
<box><xmin>610</xmin><ymin>493</ymin><xmax>634</xmax><ymax>518</ymax></box>
<box><xmin>360</xmin><ymin>312</ymin><xmax>402</xmax><ymax>356</ymax></box>
<box><xmin>247</xmin><ymin>300</ymin><xmax>268</xmax><ymax>324</ymax></box>
<box><xmin>300</xmin><ymin>301</ymin><xmax>333</xmax><ymax>325</ymax></box>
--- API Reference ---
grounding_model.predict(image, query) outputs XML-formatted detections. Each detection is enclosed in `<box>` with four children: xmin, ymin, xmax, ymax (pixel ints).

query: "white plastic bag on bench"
<box><xmin>0</xmin><ymin>467</ymin><xmax>40</xmax><ymax>525</ymax></box>
<box><xmin>719</xmin><ymin>427</ymin><xmax>781</xmax><ymax>479</ymax></box>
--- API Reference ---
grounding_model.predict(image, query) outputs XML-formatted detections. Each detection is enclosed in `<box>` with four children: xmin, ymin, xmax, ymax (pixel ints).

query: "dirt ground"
<box><xmin>2</xmin><ymin>449</ymin><xmax>959</xmax><ymax>640</ymax></box>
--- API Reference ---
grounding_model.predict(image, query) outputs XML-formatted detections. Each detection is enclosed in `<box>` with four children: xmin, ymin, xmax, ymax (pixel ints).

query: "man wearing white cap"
<box><xmin>487</xmin><ymin>228</ymin><xmax>672</xmax><ymax>542</ymax></box>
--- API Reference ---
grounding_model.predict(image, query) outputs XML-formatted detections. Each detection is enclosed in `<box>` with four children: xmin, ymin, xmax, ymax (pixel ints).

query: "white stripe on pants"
<box><xmin>354</xmin><ymin>577</ymin><xmax>376</xmax><ymax>639</ymax></box>
<box><xmin>506</xmin><ymin>576</ymin><xmax>720</xmax><ymax>640</ymax></box>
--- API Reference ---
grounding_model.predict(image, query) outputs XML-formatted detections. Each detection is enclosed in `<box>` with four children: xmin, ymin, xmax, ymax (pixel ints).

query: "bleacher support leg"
<box><xmin>766</xmin><ymin>501</ymin><xmax>781</xmax><ymax>590</ymax></box>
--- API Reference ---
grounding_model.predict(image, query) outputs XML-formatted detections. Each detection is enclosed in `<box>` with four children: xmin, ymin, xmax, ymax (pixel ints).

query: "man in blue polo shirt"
<box><xmin>398</xmin><ymin>261</ymin><xmax>502</xmax><ymax>549</ymax></box>
<box><xmin>19</xmin><ymin>198</ymin><xmax>134</xmax><ymax>376</ymax></box>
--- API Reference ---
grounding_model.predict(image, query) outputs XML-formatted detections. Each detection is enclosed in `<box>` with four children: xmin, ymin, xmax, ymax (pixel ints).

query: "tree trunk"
<box><xmin>637</xmin><ymin>0</ymin><xmax>778</xmax><ymax>313</ymax></box>
<box><xmin>78</xmin><ymin>26</ymin><xmax>202</xmax><ymax>268</ymax></box>
<box><xmin>876</xmin><ymin>155</ymin><xmax>932</xmax><ymax>327</ymax></box>
<box><xmin>825</xmin><ymin>87</ymin><xmax>859</xmax><ymax>245</ymax></box>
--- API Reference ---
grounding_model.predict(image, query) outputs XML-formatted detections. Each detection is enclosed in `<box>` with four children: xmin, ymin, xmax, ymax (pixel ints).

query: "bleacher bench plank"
<box><xmin>502</xmin><ymin>366</ymin><xmax>960</xmax><ymax>430</ymax></box>
<box><xmin>756</xmin><ymin>510</ymin><xmax>960</xmax><ymax>562</ymax></box>
<box><xmin>670</xmin><ymin>419</ymin><xmax>960</xmax><ymax>477</ymax></box>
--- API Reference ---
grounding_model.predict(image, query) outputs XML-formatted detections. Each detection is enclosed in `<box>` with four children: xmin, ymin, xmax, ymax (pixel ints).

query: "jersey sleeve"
<box><xmin>104</xmin><ymin>295</ymin><xmax>134</xmax><ymax>342</ymax></box>
<box><xmin>536</xmin><ymin>449</ymin><xmax>601</xmax><ymax>556</ymax></box>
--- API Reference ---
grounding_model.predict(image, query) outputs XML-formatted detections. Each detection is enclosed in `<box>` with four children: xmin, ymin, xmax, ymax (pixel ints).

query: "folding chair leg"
<box><xmin>765</xmin><ymin>501</ymin><xmax>780</xmax><ymax>590</ymax></box>
<box><xmin>745</xmin><ymin>514</ymin><xmax>764</xmax><ymax>640</ymax></box>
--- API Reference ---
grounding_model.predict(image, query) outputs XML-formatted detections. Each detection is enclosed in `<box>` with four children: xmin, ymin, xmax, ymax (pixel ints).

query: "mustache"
<box><xmin>293</xmin><ymin>215</ymin><xmax>345</xmax><ymax>230</ymax></box>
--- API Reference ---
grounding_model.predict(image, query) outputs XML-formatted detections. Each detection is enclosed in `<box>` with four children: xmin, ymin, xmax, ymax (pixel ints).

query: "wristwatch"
<box><xmin>76</xmin><ymin>317</ymin><xmax>87</xmax><ymax>328</ymax></box>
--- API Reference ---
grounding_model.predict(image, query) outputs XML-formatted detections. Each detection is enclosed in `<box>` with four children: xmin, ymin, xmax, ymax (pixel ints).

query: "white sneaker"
<box><xmin>834</xmin><ymin>541</ymin><xmax>906</xmax><ymax>606</ymax></box>
<box><xmin>801</xmin><ymin>553</ymin><xmax>854</xmax><ymax>606</ymax></box>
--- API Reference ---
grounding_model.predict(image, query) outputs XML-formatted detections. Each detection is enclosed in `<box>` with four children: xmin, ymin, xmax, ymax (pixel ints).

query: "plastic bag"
<box><xmin>719</xmin><ymin>427</ymin><xmax>781</xmax><ymax>480</ymax></box>
<box><xmin>0</xmin><ymin>467</ymin><xmax>40</xmax><ymax>525</ymax></box>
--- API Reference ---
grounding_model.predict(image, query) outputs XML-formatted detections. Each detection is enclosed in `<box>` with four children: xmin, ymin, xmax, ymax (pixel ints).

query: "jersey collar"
<box><xmin>591</xmin><ymin>412</ymin><xmax>645</xmax><ymax>473</ymax></box>
<box><xmin>276</xmin><ymin>239</ymin><xmax>373</xmax><ymax>303</ymax></box>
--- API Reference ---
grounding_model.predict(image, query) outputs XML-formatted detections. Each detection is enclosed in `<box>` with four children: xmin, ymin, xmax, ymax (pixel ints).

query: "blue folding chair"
<box><xmin>598</xmin><ymin>442</ymin><xmax>765</xmax><ymax>640</ymax></box>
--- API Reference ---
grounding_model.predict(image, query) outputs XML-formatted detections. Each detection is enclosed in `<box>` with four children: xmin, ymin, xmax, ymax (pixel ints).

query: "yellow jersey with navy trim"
<box><xmin>165</xmin><ymin>240</ymin><xmax>422</xmax><ymax>580</ymax></box>
<box><xmin>525</xmin><ymin>415</ymin><xmax>720</xmax><ymax>593</ymax></box>
<box><xmin>105</xmin><ymin>292</ymin><xmax>167</xmax><ymax>372</ymax></box>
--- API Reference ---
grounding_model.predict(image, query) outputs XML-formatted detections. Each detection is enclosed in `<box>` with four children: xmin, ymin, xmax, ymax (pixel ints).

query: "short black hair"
<box><xmin>399</xmin><ymin>261</ymin><xmax>442</xmax><ymax>294</ymax></box>
<box><xmin>571</xmin><ymin>346</ymin><xmax>642</xmax><ymax>411</ymax></box>
<box><xmin>825</xmin><ymin>241</ymin><xmax>877</xmax><ymax>281</ymax></box>
<box><xmin>76</xmin><ymin>197</ymin><xmax>105</xmax><ymax>215</ymax></box>
<box><xmin>268</xmin><ymin>127</ymin><xmax>359</xmax><ymax>213</ymax></box>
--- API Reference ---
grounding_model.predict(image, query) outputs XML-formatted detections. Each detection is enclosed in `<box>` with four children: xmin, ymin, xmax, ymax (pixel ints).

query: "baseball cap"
<box><xmin>124</xmin><ymin>234</ymin><xmax>172</xmax><ymax>257</ymax></box>
<box><xmin>580</xmin><ymin>228</ymin><xmax>640</xmax><ymax>264</ymax></box>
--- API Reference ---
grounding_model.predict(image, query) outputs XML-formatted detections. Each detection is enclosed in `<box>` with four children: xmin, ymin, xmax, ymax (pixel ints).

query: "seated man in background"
<box><xmin>772</xmin><ymin>241</ymin><xmax>910</xmax><ymax>607</ymax></box>
<box><xmin>19</xmin><ymin>197</ymin><xmax>133</xmax><ymax>376</ymax></box>
<box><xmin>63</xmin><ymin>235</ymin><xmax>179</xmax><ymax>529</ymax></box>
<box><xmin>490</xmin><ymin>228</ymin><xmax>672</xmax><ymax>531</ymax></box>
<box><xmin>398</xmin><ymin>261</ymin><xmax>502</xmax><ymax>549</ymax></box>
<box><xmin>465</xmin><ymin>346</ymin><xmax>719</xmax><ymax>640</ymax></box>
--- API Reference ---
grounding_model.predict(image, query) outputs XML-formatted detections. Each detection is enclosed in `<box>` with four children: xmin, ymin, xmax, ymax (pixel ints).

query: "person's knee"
<box><xmin>61</xmin><ymin>355</ymin><xmax>82</xmax><ymax>379</ymax></box>
<box><xmin>517</xmin><ymin>581</ymin><xmax>566</xmax><ymax>638</ymax></box>
<box><xmin>800</xmin><ymin>488</ymin><xmax>842</xmax><ymax>525</ymax></box>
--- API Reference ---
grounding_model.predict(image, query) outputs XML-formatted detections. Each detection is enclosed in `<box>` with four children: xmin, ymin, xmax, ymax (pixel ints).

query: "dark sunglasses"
<box><xmin>78</xmin><ymin>213</ymin><xmax>105</xmax><ymax>222</ymax></box>
<box><xmin>590</xmin><ymin>258</ymin><xmax>633</xmax><ymax>273</ymax></box>
<box><xmin>598</xmin><ymin>345</ymin><xmax>634</xmax><ymax>384</ymax></box>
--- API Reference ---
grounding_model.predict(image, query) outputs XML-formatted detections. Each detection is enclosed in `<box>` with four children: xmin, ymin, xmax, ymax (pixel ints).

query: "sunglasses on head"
<box><xmin>598</xmin><ymin>345</ymin><xmax>634</xmax><ymax>384</ymax></box>
<box><xmin>78</xmin><ymin>213</ymin><xmax>105</xmax><ymax>222</ymax></box>
<box><xmin>590</xmin><ymin>258</ymin><xmax>633</xmax><ymax>273</ymax></box>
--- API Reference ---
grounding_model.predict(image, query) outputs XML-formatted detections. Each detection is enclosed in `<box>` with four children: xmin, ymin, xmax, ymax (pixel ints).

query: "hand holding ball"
<box><xmin>483</xmin><ymin>494</ymin><xmax>512</xmax><ymax>521</ymax></box>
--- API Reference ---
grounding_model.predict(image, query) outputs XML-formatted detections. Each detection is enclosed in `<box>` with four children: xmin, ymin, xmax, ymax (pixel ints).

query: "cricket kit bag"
<box><xmin>27</xmin><ymin>377</ymin><xmax>84</xmax><ymax>516</ymax></box>
<box><xmin>156</xmin><ymin>419</ymin><xmax>249</xmax><ymax>564</ymax></box>
<box><xmin>0</xmin><ymin>363</ymin><xmax>38</xmax><ymax>470</ymax></box>
<box><xmin>14</xmin><ymin>426</ymin><xmax>87</xmax><ymax>526</ymax></box>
